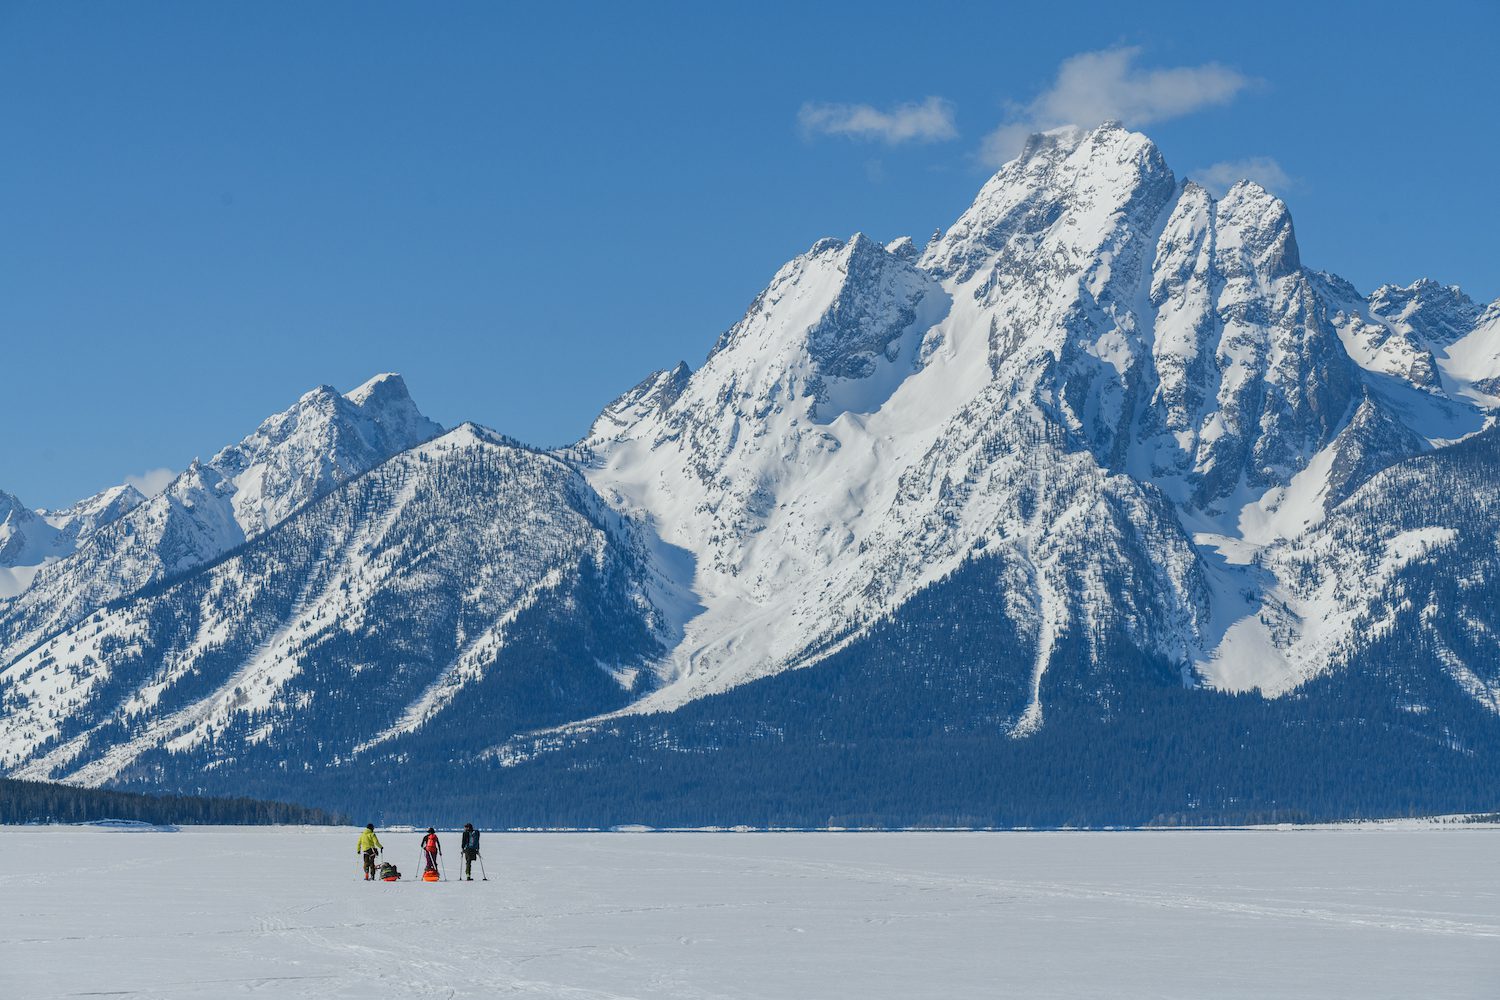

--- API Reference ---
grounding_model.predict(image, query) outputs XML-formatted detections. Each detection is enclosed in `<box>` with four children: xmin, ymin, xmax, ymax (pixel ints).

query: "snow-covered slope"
<box><xmin>1239</xmin><ymin>425</ymin><xmax>1500</xmax><ymax>703</ymax></box>
<box><xmin>0</xmin><ymin>374</ymin><xmax>441</xmax><ymax>665</ymax></box>
<box><xmin>0</xmin><ymin>424</ymin><xmax>671</xmax><ymax>782</ymax></box>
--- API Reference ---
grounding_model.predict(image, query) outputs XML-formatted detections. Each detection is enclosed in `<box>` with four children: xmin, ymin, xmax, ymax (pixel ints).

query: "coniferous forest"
<box><xmin>0</xmin><ymin>777</ymin><xmax>347</xmax><ymax>826</ymax></box>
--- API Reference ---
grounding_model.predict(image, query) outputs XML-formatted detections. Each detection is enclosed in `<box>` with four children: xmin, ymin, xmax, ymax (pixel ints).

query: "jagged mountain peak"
<box><xmin>41</xmin><ymin>484</ymin><xmax>146</xmax><ymax>547</ymax></box>
<box><xmin>0</xmin><ymin>490</ymin><xmax>27</xmax><ymax>519</ymax></box>
<box><xmin>1211</xmin><ymin>177</ymin><xmax>1301</xmax><ymax>279</ymax></box>
<box><xmin>345</xmin><ymin>371</ymin><xmax>409</xmax><ymax>405</ymax></box>
<box><xmin>783</xmin><ymin>232</ymin><xmax>886</xmax><ymax>270</ymax></box>
<box><xmin>1309</xmin><ymin>269</ymin><xmax>1363</xmax><ymax>302</ymax></box>
<box><xmin>585</xmin><ymin>363</ymin><xmax>692</xmax><ymax>445</ymax></box>
<box><xmin>884</xmin><ymin>236</ymin><xmax>918</xmax><ymax>260</ymax></box>
<box><xmin>703</xmin><ymin>230</ymin><xmax>942</xmax><ymax>391</ymax></box>
<box><xmin>0</xmin><ymin>413</ymin><xmax>670</xmax><ymax>783</ymax></box>
<box><xmin>207</xmin><ymin>374</ymin><xmax>442</xmax><ymax>536</ymax></box>
<box><xmin>920</xmin><ymin>124</ymin><xmax>1177</xmax><ymax>294</ymax></box>
<box><xmin>1319</xmin><ymin>270</ymin><xmax>1497</xmax><ymax>408</ymax></box>
<box><xmin>57</xmin><ymin>482</ymin><xmax>145</xmax><ymax>512</ymax></box>
<box><xmin>441</xmin><ymin>420</ymin><xmax>533</xmax><ymax>452</ymax></box>
<box><xmin>1368</xmin><ymin>279</ymin><xmax>1482</xmax><ymax>345</ymax></box>
<box><xmin>276</xmin><ymin>371</ymin><xmax>425</xmax><ymax>424</ymax></box>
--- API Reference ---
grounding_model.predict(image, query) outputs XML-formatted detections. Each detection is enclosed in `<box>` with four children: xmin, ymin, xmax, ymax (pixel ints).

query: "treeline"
<box><xmin>0</xmin><ymin>777</ymin><xmax>347</xmax><ymax>826</ymax></box>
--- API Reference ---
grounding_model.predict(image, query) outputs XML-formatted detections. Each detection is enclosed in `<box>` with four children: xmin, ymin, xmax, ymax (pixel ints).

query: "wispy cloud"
<box><xmin>1192</xmin><ymin>156</ymin><xmax>1292</xmax><ymax>196</ymax></box>
<box><xmin>799</xmin><ymin>97</ymin><xmax>958</xmax><ymax>145</ymax></box>
<box><xmin>980</xmin><ymin>47</ymin><xmax>1253</xmax><ymax>165</ymax></box>
<box><xmin>124</xmin><ymin>467</ymin><xmax>175</xmax><ymax>497</ymax></box>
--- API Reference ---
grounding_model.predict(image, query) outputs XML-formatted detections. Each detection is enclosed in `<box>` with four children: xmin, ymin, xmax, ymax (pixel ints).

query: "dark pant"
<box><xmin>362</xmin><ymin>849</ymin><xmax>378</xmax><ymax>878</ymax></box>
<box><xmin>425</xmin><ymin>849</ymin><xmax>439</xmax><ymax>870</ymax></box>
<box><xmin>464</xmin><ymin>849</ymin><xmax>478</xmax><ymax>877</ymax></box>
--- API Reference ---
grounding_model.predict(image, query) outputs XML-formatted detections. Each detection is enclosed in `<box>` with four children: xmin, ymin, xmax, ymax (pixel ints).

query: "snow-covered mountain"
<box><xmin>0</xmin><ymin>374</ymin><xmax>442</xmax><ymax>666</ymax></box>
<box><xmin>0</xmin><ymin>492</ymin><xmax>66</xmax><ymax>578</ymax></box>
<box><xmin>0</xmin><ymin>424</ymin><xmax>673</xmax><ymax>783</ymax></box>
<box><xmin>578</xmin><ymin>123</ymin><xmax>1497</xmax><ymax>723</ymax></box>
<box><xmin>0</xmin><ymin>485</ymin><xmax>145</xmax><ymax>599</ymax></box>
<box><xmin>3</xmin><ymin>123</ymin><xmax>1498</xmax><ymax>821</ymax></box>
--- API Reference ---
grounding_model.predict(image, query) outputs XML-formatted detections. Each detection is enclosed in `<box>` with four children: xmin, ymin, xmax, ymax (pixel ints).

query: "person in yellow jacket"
<box><xmin>357</xmin><ymin>824</ymin><xmax>384</xmax><ymax>881</ymax></box>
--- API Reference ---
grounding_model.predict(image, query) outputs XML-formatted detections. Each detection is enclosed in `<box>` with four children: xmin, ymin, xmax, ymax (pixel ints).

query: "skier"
<box><xmin>356</xmin><ymin>823</ymin><xmax>383</xmax><ymax>881</ymax></box>
<box><xmin>460</xmin><ymin>823</ymin><xmax>481</xmax><ymax>881</ymax></box>
<box><xmin>421</xmin><ymin>827</ymin><xmax>442</xmax><ymax>874</ymax></box>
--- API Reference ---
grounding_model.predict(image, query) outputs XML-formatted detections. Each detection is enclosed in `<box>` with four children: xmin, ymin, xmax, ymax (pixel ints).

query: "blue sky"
<box><xmin>3</xmin><ymin>0</ymin><xmax>1497</xmax><ymax>507</ymax></box>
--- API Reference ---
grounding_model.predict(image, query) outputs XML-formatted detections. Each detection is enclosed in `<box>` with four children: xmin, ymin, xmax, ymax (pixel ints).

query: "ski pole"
<box><xmin>440</xmin><ymin>850</ymin><xmax>448</xmax><ymax>881</ymax></box>
<box><xmin>478</xmin><ymin>852</ymin><xmax>488</xmax><ymax>882</ymax></box>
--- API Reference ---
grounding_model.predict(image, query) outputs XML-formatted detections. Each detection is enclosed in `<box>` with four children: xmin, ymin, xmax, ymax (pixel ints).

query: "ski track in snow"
<box><xmin>3</xmin><ymin>826</ymin><xmax>1498</xmax><ymax>999</ymax></box>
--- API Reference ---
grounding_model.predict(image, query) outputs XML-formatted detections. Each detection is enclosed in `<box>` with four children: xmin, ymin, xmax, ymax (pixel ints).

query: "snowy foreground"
<box><xmin>2</xmin><ymin>826</ymin><xmax>1497</xmax><ymax>999</ymax></box>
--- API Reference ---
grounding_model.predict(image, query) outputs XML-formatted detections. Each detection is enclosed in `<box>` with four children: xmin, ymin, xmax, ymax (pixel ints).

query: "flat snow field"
<box><xmin>2</xmin><ymin>827</ymin><xmax>1497</xmax><ymax>999</ymax></box>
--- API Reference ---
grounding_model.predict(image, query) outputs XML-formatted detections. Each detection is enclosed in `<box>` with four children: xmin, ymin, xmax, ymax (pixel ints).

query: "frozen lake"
<box><xmin>2</xmin><ymin>825</ymin><xmax>1496</xmax><ymax>998</ymax></box>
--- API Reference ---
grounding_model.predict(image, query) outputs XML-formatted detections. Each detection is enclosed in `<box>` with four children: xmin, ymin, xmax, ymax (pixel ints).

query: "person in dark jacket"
<box><xmin>460</xmin><ymin>823</ymin><xmax>481</xmax><ymax>881</ymax></box>
<box><xmin>421</xmin><ymin>827</ymin><xmax>442</xmax><ymax>873</ymax></box>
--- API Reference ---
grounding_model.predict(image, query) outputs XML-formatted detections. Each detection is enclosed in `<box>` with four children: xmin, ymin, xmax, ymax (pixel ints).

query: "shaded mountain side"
<box><xmin>0</xmin><ymin>426</ymin><xmax>670</xmax><ymax>785</ymax></box>
<box><xmin>106</xmin><ymin>547</ymin><xmax>662</xmax><ymax>791</ymax></box>
<box><xmin>106</xmin><ymin>555</ymin><xmax>1500</xmax><ymax>827</ymax></box>
<box><xmin>0</xmin><ymin>776</ymin><xmax>347</xmax><ymax>826</ymax></box>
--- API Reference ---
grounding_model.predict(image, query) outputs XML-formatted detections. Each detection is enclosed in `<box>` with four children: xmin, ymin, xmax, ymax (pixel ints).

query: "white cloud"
<box><xmin>124</xmin><ymin>467</ymin><xmax>175</xmax><ymax>497</ymax></box>
<box><xmin>980</xmin><ymin>47</ymin><xmax>1253</xmax><ymax>165</ymax></box>
<box><xmin>1192</xmin><ymin>156</ymin><xmax>1292</xmax><ymax>196</ymax></box>
<box><xmin>799</xmin><ymin>97</ymin><xmax>958</xmax><ymax>145</ymax></box>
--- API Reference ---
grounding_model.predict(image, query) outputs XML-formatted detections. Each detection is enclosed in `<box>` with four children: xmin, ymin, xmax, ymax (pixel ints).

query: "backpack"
<box><xmin>423</xmin><ymin>833</ymin><xmax>439</xmax><ymax>852</ymax></box>
<box><xmin>379</xmin><ymin>862</ymin><xmax>401</xmax><ymax>881</ymax></box>
<box><xmin>464</xmin><ymin>829</ymin><xmax>480</xmax><ymax>852</ymax></box>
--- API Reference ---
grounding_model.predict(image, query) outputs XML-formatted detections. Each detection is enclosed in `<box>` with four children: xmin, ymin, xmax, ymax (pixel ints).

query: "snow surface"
<box><xmin>2</xmin><ymin>826</ymin><xmax>1497</xmax><ymax>999</ymax></box>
